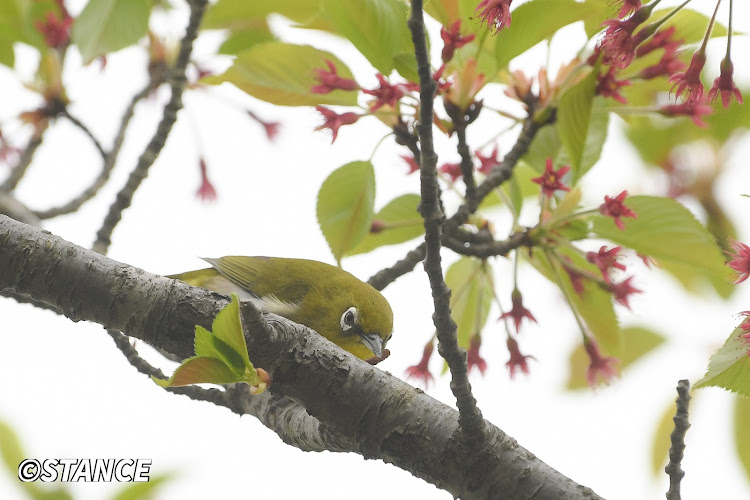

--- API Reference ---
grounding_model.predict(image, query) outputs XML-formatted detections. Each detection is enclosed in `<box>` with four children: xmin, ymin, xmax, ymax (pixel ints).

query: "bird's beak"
<box><xmin>359</xmin><ymin>332</ymin><xmax>383</xmax><ymax>358</ymax></box>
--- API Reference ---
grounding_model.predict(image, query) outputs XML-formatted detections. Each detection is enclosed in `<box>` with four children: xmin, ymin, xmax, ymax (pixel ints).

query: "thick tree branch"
<box><xmin>666</xmin><ymin>379</ymin><xmax>691</xmax><ymax>500</ymax></box>
<box><xmin>0</xmin><ymin>215</ymin><xmax>602</xmax><ymax>500</ymax></box>
<box><xmin>408</xmin><ymin>0</ymin><xmax>485</xmax><ymax>443</ymax></box>
<box><xmin>92</xmin><ymin>0</ymin><xmax>207</xmax><ymax>254</ymax></box>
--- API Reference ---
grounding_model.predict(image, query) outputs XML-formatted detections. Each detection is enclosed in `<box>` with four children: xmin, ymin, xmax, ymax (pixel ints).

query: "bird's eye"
<box><xmin>340</xmin><ymin>306</ymin><xmax>358</xmax><ymax>331</ymax></box>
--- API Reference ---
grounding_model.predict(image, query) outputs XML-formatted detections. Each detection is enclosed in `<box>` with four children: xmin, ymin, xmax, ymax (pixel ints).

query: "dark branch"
<box><xmin>666</xmin><ymin>379</ymin><xmax>691</xmax><ymax>500</ymax></box>
<box><xmin>0</xmin><ymin>134</ymin><xmax>45</xmax><ymax>193</ymax></box>
<box><xmin>61</xmin><ymin>109</ymin><xmax>107</xmax><ymax>159</ymax></box>
<box><xmin>35</xmin><ymin>82</ymin><xmax>158</xmax><ymax>220</ymax></box>
<box><xmin>408</xmin><ymin>0</ymin><xmax>485</xmax><ymax>443</ymax></box>
<box><xmin>92</xmin><ymin>0</ymin><xmax>207</xmax><ymax>254</ymax></box>
<box><xmin>443</xmin><ymin>229</ymin><xmax>532</xmax><ymax>258</ymax></box>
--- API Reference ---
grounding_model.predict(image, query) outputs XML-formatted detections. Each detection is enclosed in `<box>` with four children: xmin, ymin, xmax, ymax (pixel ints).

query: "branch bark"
<box><xmin>0</xmin><ymin>214</ymin><xmax>602</xmax><ymax>500</ymax></box>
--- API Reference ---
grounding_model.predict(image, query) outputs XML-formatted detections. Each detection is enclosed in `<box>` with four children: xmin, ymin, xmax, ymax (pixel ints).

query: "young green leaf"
<box><xmin>592</xmin><ymin>196</ymin><xmax>729</xmax><ymax>278</ymax></box>
<box><xmin>735</xmin><ymin>396</ymin><xmax>750</xmax><ymax>482</ymax></box>
<box><xmin>208</xmin><ymin>294</ymin><xmax>250</xmax><ymax>366</ymax></box>
<box><xmin>445</xmin><ymin>257</ymin><xmax>494</xmax><ymax>348</ymax></box>
<box><xmin>71</xmin><ymin>0</ymin><xmax>150</xmax><ymax>63</ymax></box>
<box><xmin>110</xmin><ymin>473</ymin><xmax>174</xmax><ymax>500</ymax></box>
<box><xmin>652</xmin><ymin>8</ymin><xmax>731</xmax><ymax>44</ymax></box>
<box><xmin>203</xmin><ymin>42</ymin><xmax>358</xmax><ymax>106</ymax></box>
<box><xmin>347</xmin><ymin>194</ymin><xmax>424</xmax><ymax>255</ymax></box>
<box><xmin>153</xmin><ymin>356</ymin><xmax>241</xmax><ymax>388</ymax></box>
<box><xmin>695</xmin><ymin>326</ymin><xmax>750</xmax><ymax>396</ymax></box>
<box><xmin>317</xmin><ymin>161</ymin><xmax>376</xmax><ymax>263</ymax></box>
<box><xmin>557</xmin><ymin>70</ymin><xmax>597</xmax><ymax>182</ymax></box>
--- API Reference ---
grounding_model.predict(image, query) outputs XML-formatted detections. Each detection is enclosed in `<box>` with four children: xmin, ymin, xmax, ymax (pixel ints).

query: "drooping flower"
<box><xmin>599</xmin><ymin>190</ymin><xmax>637</xmax><ymax>230</ymax></box>
<box><xmin>612</xmin><ymin>0</ymin><xmax>642</xmax><ymax>19</ymax></box>
<box><xmin>587</xmin><ymin>246</ymin><xmax>627</xmax><ymax>281</ymax></box>
<box><xmin>499</xmin><ymin>289</ymin><xmax>537</xmax><ymax>333</ymax></box>
<box><xmin>363</xmin><ymin>74</ymin><xmax>405</xmax><ymax>111</ymax></box>
<box><xmin>563</xmin><ymin>264</ymin><xmax>587</xmax><ymax>297</ymax></box>
<box><xmin>197</xmin><ymin>158</ymin><xmax>217</xmax><ymax>201</ymax></box>
<box><xmin>738</xmin><ymin>312</ymin><xmax>750</xmax><ymax>335</ymax></box>
<box><xmin>727</xmin><ymin>239</ymin><xmax>750</xmax><ymax>284</ymax></box>
<box><xmin>439</xmin><ymin>162</ymin><xmax>463</xmax><ymax>182</ymax></box>
<box><xmin>401</xmin><ymin>154</ymin><xmax>420</xmax><ymax>175</ymax></box>
<box><xmin>440</xmin><ymin>20</ymin><xmax>476</xmax><ymax>62</ymax></box>
<box><xmin>638</xmin><ymin>52</ymin><xmax>686</xmax><ymax>80</ymax></box>
<box><xmin>659</xmin><ymin>100</ymin><xmax>712</xmax><ymax>127</ymax></box>
<box><xmin>405</xmin><ymin>342</ymin><xmax>435</xmax><ymax>387</ymax></box>
<box><xmin>311</xmin><ymin>60</ymin><xmax>359</xmax><ymax>94</ymax></box>
<box><xmin>599</xmin><ymin>4</ymin><xmax>654</xmax><ymax>68</ymax></box>
<box><xmin>506</xmin><ymin>337</ymin><xmax>534</xmax><ymax>379</ymax></box>
<box><xmin>596</xmin><ymin>67</ymin><xmax>630</xmax><ymax>103</ymax></box>
<box><xmin>467</xmin><ymin>335</ymin><xmax>487</xmax><ymax>375</ymax></box>
<box><xmin>583</xmin><ymin>337</ymin><xmax>619</xmax><ymax>387</ymax></box>
<box><xmin>475</xmin><ymin>0</ymin><xmax>513</xmax><ymax>32</ymax></box>
<box><xmin>670</xmin><ymin>50</ymin><xmax>707</xmax><ymax>107</ymax></box>
<box><xmin>708</xmin><ymin>58</ymin><xmax>743</xmax><ymax>109</ymax></box>
<box><xmin>609</xmin><ymin>276</ymin><xmax>642</xmax><ymax>309</ymax></box>
<box><xmin>635</xmin><ymin>26</ymin><xmax>682</xmax><ymax>58</ymax></box>
<box><xmin>475</xmin><ymin>145</ymin><xmax>501</xmax><ymax>175</ymax></box>
<box><xmin>531</xmin><ymin>158</ymin><xmax>571</xmax><ymax>198</ymax></box>
<box><xmin>314</xmin><ymin>106</ymin><xmax>360</xmax><ymax>143</ymax></box>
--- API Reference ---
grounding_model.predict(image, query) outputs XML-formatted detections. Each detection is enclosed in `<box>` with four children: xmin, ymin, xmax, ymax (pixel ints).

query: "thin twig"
<box><xmin>408</xmin><ymin>0</ymin><xmax>485</xmax><ymax>442</ymax></box>
<box><xmin>443</xmin><ymin>229</ymin><xmax>531</xmax><ymax>258</ymax></box>
<box><xmin>665</xmin><ymin>379</ymin><xmax>691</xmax><ymax>500</ymax></box>
<box><xmin>34</xmin><ymin>82</ymin><xmax>158</xmax><ymax>220</ymax></box>
<box><xmin>92</xmin><ymin>0</ymin><xmax>208</xmax><ymax>254</ymax></box>
<box><xmin>0</xmin><ymin>134</ymin><xmax>45</xmax><ymax>193</ymax></box>
<box><xmin>61</xmin><ymin>109</ymin><xmax>107</xmax><ymax>158</ymax></box>
<box><xmin>455</xmin><ymin>118</ymin><xmax>477</xmax><ymax>203</ymax></box>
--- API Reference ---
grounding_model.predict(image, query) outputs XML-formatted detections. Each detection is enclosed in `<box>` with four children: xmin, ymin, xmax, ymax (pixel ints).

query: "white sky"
<box><xmin>2</xmin><ymin>1</ymin><xmax>750</xmax><ymax>499</ymax></box>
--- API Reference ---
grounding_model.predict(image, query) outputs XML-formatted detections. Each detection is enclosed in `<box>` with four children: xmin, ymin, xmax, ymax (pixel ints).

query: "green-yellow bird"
<box><xmin>170</xmin><ymin>256</ymin><xmax>393</xmax><ymax>363</ymax></box>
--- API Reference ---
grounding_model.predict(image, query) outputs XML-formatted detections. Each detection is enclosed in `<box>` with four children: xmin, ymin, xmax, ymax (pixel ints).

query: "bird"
<box><xmin>169</xmin><ymin>256</ymin><xmax>393</xmax><ymax>363</ymax></box>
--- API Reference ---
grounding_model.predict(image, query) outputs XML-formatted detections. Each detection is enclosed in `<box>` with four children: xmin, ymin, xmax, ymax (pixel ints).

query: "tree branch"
<box><xmin>61</xmin><ymin>109</ymin><xmax>107</xmax><ymax>159</ymax></box>
<box><xmin>92</xmin><ymin>0</ymin><xmax>207</xmax><ymax>254</ymax></box>
<box><xmin>0</xmin><ymin>214</ymin><xmax>602</xmax><ymax>500</ymax></box>
<box><xmin>0</xmin><ymin>133</ymin><xmax>45</xmax><ymax>193</ymax></box>
<box><xmin>408</xmin><ymin>0</ymin><xmax>485</xmax><ymax>443</ymax></box>
<box><xmin>666</xmin><ymin>379</ymin><xmax>691</xmax><ymax>500</ymax></box>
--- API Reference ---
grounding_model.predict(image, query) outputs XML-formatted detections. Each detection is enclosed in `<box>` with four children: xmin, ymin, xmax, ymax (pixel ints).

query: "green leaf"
<box><xmin>582</xmin><ymin>0</ymin><xmax>620</xmax><ymax>38</ymax></box>
<box><xmin>71</xmin><ymin>0</ymin><xmax>150</xmax><ymax>63</ymax></box>
<box><xmin>202</xmin><ymin>0</ymin><xmax>322</xmax><ymax>31</ymax></box>
<box><xmin>495</xmin><ymin>0</ymin><xmax>600</xmax><ymax>69</ymax></box>
<box><xmin>445</xmin><ymin>257</ymin><xmax>494</xmax><ymax>348</ymax></box>
<box><xmin>695</xmin><ymin>326</ymin><xmax>750</xmax><ymax>396</ymax></box>
<box><xmin>153</xmin><ymin>356</ymin><xmax>241</xmax><ymax>387</ymax></box>
<box><xmin>348</xmin><ymin>194</ymin><xmax>424</xmax><ymax>255</ymax></box>
<box><xmin>521</xmin><ymin>125</ymin><xmax>561</xmax><ymax>174</ymax></box>
<box><xmin>194</xmin><ymin>325</ymin><xmax>246</xmax><ymax>374</ymax></box>
<box><xmin>208</xmin><ymin>294</ymin><xmax>250</xmax><ymax>366</ymax></box>
<box><xmin>217</xmin><ymin>26</ymin><xmax>275</xmax><ymax>55</ymax></box>
<box><xmin>317</xmin><ymin>161</ymin><xmax>376</xmax><ymax>264</ymax></box>
<box><xmin>735</xmin><ymin>396</ymin><xmax>750</xmax><ymax>482</ymax></box>
<box><xmin>652</xmin><ymin>8</ymin><xmax>730</xmax><ymax>45</ymax></box>
<box><xmin>557</xmin><ymin>70</ymin><xmax>598</xmax><ymax>182</ymax></box>
<box><xmin>591</xmin><ymin>196</ymin><xmax>729</xmax><ymax>278</ymax></box>
<box><xmin>110</xmin><ymin>473</ymin><xmax>174</xmax><ymax>500</ymax></box>
<box><xmin>651</xmin><ymin>396</ymin><xmax>681</xmax><ymax>476</ymax></box>
<box><xmin>203</xmin><ymin>42</ymin><xmax>358</xmax><ymax>106</ymax></box>
<box><xmin>566</xmin><ymin>326</ymin><xmax>666</xmax><ymax>390</ymax></box>
<box><xmin>321</xmin><ymin>0</ymin><xmax>412</xmax><ymax>76</ymax></box>
<box><xmin>530</xmin><ymin>247</ymin><xmax>621</xmax><ymax>354</ymax></box>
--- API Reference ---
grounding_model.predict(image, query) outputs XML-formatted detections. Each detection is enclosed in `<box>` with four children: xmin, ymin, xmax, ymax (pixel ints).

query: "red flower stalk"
<box><xmin>314</xmin><ymin>106</ymin><xmax>360</xmax><ymax>143</ymax></box>
<box><xmin>708</xmin><ymin>58</ymin><xmax>743</xmax><ymax>109</ymax></box>
<box><xmin>467</xmin><ymin>335</ymin><xmax>487</xmax><ymax>375</ymax></box>
<box><xmin>531</xmin><ymin>158</ymin><xmax>570</xmax><ymax>198</ymax></box>
<box><xmin>596</xmin><ymin>67</ymin><xmax>631</xmax><ymax>103</ymax></box>
<box><xmin>612</xmin><ymin>0</ymin><xmax>642</xmax><ymax>19</ymax></box>
<box><xmin>727</xmin><ymin>239</ymin><xmax>750</xmax><ymax>284</ymax></box>
<box><xmin>405</xmin><ymin>342</ymin><xmax>435</xmax><ymax>387</ymax></box>
<box><xmin>441</xmin><ymin>20</ymin><xmax>476</xmax><ymax>63</ymax></box>
<box><xmin>599</xmin><ymin>190</ymin><xmax>636</xmax><ymax>230</ymax></box>
<box><xmin>669</xmin><ymin>50</ymin><xmax>706</xmax><ymax>107</ymax></box>
<box><xmin>475</xmin><ymin>0</ymin><xmax>513</xmax><ymax>32</ymax></box>
<box><xmin>659</xmin><ymin>100</ymin><xmax>712</xmax><ymax>127</ymax></box>
<box><xmin>476</xmin><ymin>145</ymin><xmax>501</xmax><ymax>175</ymax></box>
<box><xmin>506</xmin><ymin>337</ymin><xmax>534</xmax><ymax>379</ymax></box>
<box><xmin>609</xmin><ymin>276</ymin><xmax>642</xmax><ymax>309</ymax></box>
<box><xmin>311</xmin><ymin>60</ymin><xmax>359</xmax><ymax>94</ymax></box>
<box><xmin>500</xmin><ymin>289</ymin><xmax>537</xmax><ymax>333</ymax></box>
<box><xmin>401</xmin><ymin>154</ymin><xmax>420</xmax><ymax>175</ymax></box>
<box><xmin>587</xmin><ymin>246</ymin><xmax>627</xmax><ymax>281</ymax></box>
<box><xmin>583</xmin><ymin>337</ymin><xmax>619</xmax><ymax>387</ymax></box>
<box><xmin>439</xmin><ymin>162</ymin><xmax>463</xmax><ymax>182</ymax></box>
<box><xmin>35</xmin><ymin>1</ymin><xmax>73</xmax><ymax>49</ymax></box>
<box><xmin>197</xmin><ymin>158</ymin><xmax>217</xmax><ymax>202</ymax></box>
<box><xmin>247</xmin><ymin>110</ymin><xmax>280</xmax><ymax>141</ymax></box>
<box><xmin>363</xmin><ymin>74</ymin><xmax>405</xmax><ymax>111</ymax></box>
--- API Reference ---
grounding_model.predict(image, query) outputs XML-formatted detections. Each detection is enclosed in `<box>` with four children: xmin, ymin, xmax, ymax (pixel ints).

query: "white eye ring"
<box><xmin>340</xmin><ymin>306</ymin><xmax>358</xmax><ymax>331</ymax></box>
